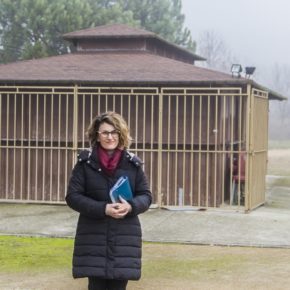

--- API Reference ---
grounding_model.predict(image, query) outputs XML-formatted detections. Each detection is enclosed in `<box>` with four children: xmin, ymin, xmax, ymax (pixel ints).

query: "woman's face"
<box><xmin>97</xmin><ymin>122</ymin><xmax>119</xmax><ymax>151</ymax></box>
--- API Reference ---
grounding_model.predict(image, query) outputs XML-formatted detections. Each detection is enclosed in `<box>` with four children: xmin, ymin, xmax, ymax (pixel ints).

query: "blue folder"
<box><xmin>109</xmin><ymin>176</ymin><xmax>133</xmax><ymax>203</ymax></box>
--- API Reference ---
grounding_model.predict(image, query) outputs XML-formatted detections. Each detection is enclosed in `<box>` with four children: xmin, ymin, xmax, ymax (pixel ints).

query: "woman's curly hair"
<box><xmin>86</xmin><ymin>111</ymin><xmax>132</xmax><ymax>149</ymax></box>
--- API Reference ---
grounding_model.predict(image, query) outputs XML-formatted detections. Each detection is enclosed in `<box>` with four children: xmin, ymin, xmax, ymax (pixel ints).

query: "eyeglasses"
<box><xmin>98</xmin><ymin>130</ymin><xmax>120</xmax><ymax>138</ymax></box>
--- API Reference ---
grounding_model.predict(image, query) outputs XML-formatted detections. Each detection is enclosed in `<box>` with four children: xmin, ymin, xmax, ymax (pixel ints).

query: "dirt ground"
<box><xmin>267</xmin><ymin>148</ymin><xmax>290</xmax><ymax>176</ymax></box>
<box><xmin>1</xmin><ymin>149</ymin><xmax>290</xmax><ymax>290</ymax></box>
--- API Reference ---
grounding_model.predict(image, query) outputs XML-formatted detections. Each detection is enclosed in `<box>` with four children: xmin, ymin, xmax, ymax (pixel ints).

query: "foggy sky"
<box><xmin>181</xmin><ymin>0</ymin><xmax>290</xmax><ymax>69</ymax></box>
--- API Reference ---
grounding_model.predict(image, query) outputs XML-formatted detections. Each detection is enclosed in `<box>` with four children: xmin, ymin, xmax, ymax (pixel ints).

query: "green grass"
<box><xmin>0</xmin><ymin>236</ymin><xmax>244</xmax><ymax>278</ymax></box>
<box><xmin>0</xmin><ymin>235</ymin><xmax>73</xmax><ymax>273</ymax></box>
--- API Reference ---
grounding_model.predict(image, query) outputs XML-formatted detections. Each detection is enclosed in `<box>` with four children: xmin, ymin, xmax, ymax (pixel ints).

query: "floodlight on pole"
<box><xmin>245</xmin><ymin>67</ymin><xmax>256</xmax><ymax>78</ymax></box>
<box><xmin>231</xmin><ymin>64</ymin><xmax>242</xmax><ymax>78</ymax></box>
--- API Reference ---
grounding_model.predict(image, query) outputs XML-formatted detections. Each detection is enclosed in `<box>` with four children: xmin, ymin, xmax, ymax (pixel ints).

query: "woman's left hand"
<box><xmin>106</xmin><ymin>197</ymin><xmax>132</xmax><ymax>219</ymax></box>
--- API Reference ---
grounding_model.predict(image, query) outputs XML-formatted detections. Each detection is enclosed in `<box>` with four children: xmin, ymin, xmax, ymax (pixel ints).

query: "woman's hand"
<box><xmin>105</xmin><ymin>197</ymin><xmax>132</xmax><ymax>219</ymax></box>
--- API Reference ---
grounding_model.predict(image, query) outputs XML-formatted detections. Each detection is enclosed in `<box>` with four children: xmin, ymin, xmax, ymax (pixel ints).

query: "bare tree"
<box><xmin>196</xmin><ymin>30</ymin><xmax>236</xmax><ymax>72</ymax></box>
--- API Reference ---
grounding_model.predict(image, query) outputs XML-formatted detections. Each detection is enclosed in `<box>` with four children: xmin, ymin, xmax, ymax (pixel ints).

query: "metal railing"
<box><xmin>0</xmin><ymin>85</ymin><xmax>268</xmax><ymax>210</ymax></box>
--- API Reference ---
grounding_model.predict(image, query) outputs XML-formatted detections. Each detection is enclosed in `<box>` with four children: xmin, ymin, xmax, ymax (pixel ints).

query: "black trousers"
<box><xmin>88</xmin><ymin>277</ymin><xmax>128</xmax><ymax>290</ymax></box>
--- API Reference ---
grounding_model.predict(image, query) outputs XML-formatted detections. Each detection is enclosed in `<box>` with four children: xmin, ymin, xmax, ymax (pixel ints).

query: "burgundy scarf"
<box><xmin>97</xmin><ymin>146</ymin><xmax>122</xmax><ymax>175</ymax></box>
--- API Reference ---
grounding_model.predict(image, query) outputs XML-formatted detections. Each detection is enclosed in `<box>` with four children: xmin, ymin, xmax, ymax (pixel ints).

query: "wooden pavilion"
<box><xmin>0</xmin><ymin>24</ymin><xmax>286</xmax><ymax>211</ymax></box>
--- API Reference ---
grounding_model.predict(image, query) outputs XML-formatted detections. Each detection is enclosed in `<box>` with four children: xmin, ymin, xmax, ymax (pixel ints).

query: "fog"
<box><xmin>182</xmin><ymin>0</ymin><xmax>290</xmax><ymax>68</ymax></box>
<box><xmin>181</xmin><ymin>0</ymin><xmax>290</xmax><ymax>140</ymax></box>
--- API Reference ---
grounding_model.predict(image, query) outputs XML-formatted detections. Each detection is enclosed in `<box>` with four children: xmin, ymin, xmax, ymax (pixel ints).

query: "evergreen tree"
<box><xmin>0</xmin><ymin>0</ymin><xmax>195</xmax><ymax>63</ymax></box>
<box><xmin>119</xmin><ymin>0</ymin><xmax>195</xmax><ymax>50</ymax></box>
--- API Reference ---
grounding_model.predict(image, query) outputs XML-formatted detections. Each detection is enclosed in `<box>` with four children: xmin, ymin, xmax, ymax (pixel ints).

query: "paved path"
<box><xmin>1</xmin><ymin>190</ymin><xmax>290</xmax><ymax>248</ymax></box>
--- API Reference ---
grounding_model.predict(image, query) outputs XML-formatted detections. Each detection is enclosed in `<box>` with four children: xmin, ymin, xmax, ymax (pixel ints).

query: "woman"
<box><xmin>66</xmin><ymin>111</ymin><xmax>152</xmax><ymax>290</ymax></box>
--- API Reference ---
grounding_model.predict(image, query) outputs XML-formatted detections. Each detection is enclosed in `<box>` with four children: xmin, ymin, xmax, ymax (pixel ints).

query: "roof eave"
<box><xmin>0</xmin><ymin>77</ymin><xmax>286</xmax><ymax>101</ymax></box>
<box><xmin>0</xmin><ymin>78</ymin><xmax>256</xmax><ymax>88</ymax></box>
<box><xmin>251</xmin><ymin>80</ymin><xmax>288</xmax><ymax>101</ymax></box>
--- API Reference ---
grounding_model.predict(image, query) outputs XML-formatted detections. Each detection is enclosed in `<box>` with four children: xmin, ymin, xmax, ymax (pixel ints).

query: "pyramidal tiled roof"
<box><xmin>0</xmin><ymin>51</ymin><xmax>234</xmax><ymax>83</ymax></box>
<box><xmin>0</xmin><ymin>24</ymin><xmax>286</xmax><ymax>100</ymax></box>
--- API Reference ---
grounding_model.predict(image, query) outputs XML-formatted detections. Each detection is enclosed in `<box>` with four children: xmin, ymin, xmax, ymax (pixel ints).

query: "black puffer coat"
<box><xmin>66</xmin><ymin>148</ymin><xmax>152</xmax><ymax>280</ymax></box>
